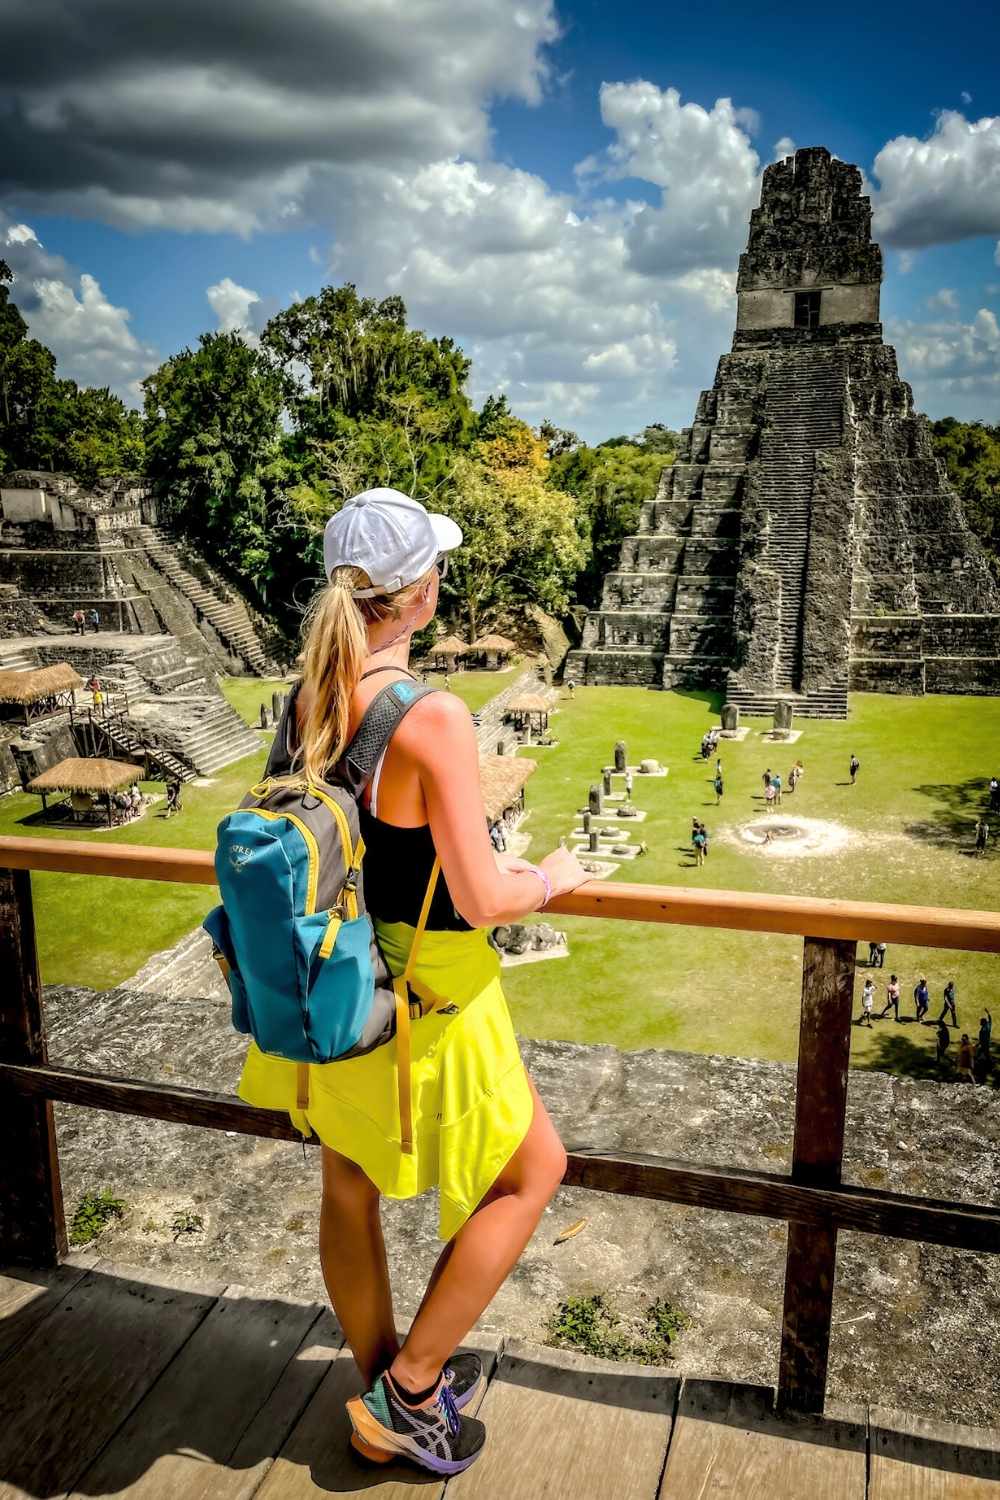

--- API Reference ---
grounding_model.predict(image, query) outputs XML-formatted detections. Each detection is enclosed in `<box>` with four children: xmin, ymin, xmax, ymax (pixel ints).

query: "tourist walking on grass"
<box><xmin>875</xmin><ymin>942</ymin><xmax>887</xmax><ymax>969</ymax></box>
<box><xmin>989</xmin><ymin>775</ymin><xmax>1000</xmax><ymax>814</ymax></box>
<box><xmin>957</xmin><ymin>1033</ymin><xmax>975</xmax><ymax>1083</ymax></box>
<box><xmin>880</xmin><ymin>974</ymin><xmax>901</xmax><ymax>1021</ymax></box>
<box><xmin>938</xmin><ymin>980</ymin><xmax>958</xmax><ymax>1028</ymax></box>
<box><xmin>624</xmin><ymin>769</ymin><xmax>634</xmax><ymax>798</ymax></box>
<box><xmin>935</xmin><ymin>1018</ymin><xmax>951</xmax><ymax>1067</ymax></box>
<box><xmin>849</xmin><ymin>754</ymin><xmax>860</xmax><ymax>785</ymax></box>
<box><xmin>714</xmin><ymin>771</ymin><xmax>724</xmax><ymax>805</ymax></box>
<box><xmin>858</xmin><ymin>978</ymin><xmax>875</xmax><ymax>1026</ymax></box>
<box><xmin>867</xmin><ymin>940</ymin><xmax>878</xmax><ymax>966</ymax></box>
<box><xmin>235</xmin><ymin>488</ymin><xmax>586</xmax><ymax>1477</ymax></box>
<box><xmin>764</xmin><ymin>781</ymin><xmax>776</xmax><ymax>812</ymax></box>
<box><xmin>693</xmin><ymin>824</ymin><xmax>707</xmax><ymax>866</ymax></box>
<box><xmin>974</xmin><ymin>819</ymin><xmax>990</xmax><ymax>857</ymax></box>
<box><xmin>762</xmin><ymin>768</ymin><xmax>772</xmax><ymax>791</ymax></box>
<box><xmin>772</xmin><ymin>771</ymin><xmax>782</xmax><ymax>805</ymax></box>
<box><xmin>914</xmin><ymin>977</ymin><xmax>930</xmax><ymax>1023</ymax></box>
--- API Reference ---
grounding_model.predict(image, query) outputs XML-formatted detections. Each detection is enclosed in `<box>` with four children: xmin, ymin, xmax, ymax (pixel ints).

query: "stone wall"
<box><xmin>40</xmin><ymin>971</ymin><xmax>1000</xmax><ymax>1429</ymax></box>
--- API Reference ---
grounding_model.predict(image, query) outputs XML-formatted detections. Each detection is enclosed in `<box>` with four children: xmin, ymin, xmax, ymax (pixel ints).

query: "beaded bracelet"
<box><xmin>525</xmin><ymin>863</ymin><xmax>552</xmax><ymax>909</ymax></box>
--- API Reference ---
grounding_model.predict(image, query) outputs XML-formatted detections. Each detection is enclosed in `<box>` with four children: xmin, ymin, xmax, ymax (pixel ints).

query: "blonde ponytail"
<box><xmin>297</xmin><ymin>563</ymin><xmax>436</xmax><ymax>784</ymax></box>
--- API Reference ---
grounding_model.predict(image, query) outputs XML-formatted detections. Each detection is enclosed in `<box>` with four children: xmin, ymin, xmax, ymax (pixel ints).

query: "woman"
<box><xmin>238</xmin><ymin>488</ymin><xmax>587</xmax><ymax>1476</ymax></box>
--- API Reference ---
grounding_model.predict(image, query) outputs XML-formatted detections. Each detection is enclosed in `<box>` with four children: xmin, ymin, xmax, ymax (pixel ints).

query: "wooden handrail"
<box><xmin>2</xmin><ymin>836</ymin><xmax>999</xmax><ymax>1417</ymax></box>
<box><xmin>2</xmin><ymin>835</ymin><xmax>999</xmax><ymax>949</ymax></box>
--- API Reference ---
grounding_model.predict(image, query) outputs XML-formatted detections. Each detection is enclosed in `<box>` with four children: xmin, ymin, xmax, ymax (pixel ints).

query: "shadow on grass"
<box><xmin>670</xmin><ymin>687</ymin><xmax>725</xmax><ymax>714</ymax></box>
<box><xmin>861</xmin><ymin>1031</ymin><xmax>996</xmax><ymax>1087</ymax></box>
<box><xmin>904</xmin><ymin>777</ymin><xmax>992</xmax><ymax>849</ymax></box>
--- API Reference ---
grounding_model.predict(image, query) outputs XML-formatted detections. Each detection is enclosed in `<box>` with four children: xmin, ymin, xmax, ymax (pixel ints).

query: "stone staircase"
<box><xmin>158</xmin><ymin>698</ymin><xmax>263</xmax><ymax>777</ymax></box>
<box><xmin>757</xmin><ymin>351</ymin><xmax>844</xmax><ymax>689</ymax></box>
<box><xmin>101</xmin><ymin>715</ymin><xmax>196</xmax><ymax>783</ymax></box>
<box><xmin>0</xmin><ymin>643</ymin><xmax>39</xmax><ymax>672</ymax></box>
<box><xmin>724</xmin><ymin>685</ymin><xmax>849</xmax><ymax>719</ymax></box>
<box><xmin>134</xmin><ymin>526</ymin><xmax>274</xmax><ymax>676</ymax></box>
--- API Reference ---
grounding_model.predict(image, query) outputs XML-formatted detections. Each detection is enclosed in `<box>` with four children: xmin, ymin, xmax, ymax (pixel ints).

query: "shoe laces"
<box><xmin>436</xmin><ymin>1378</ymin><xmax>460</xmax><ymax>1437</ymax></box>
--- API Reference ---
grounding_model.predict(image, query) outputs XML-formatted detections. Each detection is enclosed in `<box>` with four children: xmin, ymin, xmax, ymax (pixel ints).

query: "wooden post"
<box><xmin>777</xmin><ymin>935</ymin><xmax>856</xmax><ymax>1412</ymax></box>
<box><xmin>0</xmin><ymin>867</ymin><xmax>67</xmax><ymax>1266</ymax></box>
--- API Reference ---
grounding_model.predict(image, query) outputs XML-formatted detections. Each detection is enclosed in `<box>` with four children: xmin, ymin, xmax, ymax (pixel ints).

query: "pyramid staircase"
<box><xmin>758</xmin><ymin>351</ymin><xmax>844</xmax><ymax>689</ymax></box>
<box><xmin>0</xmin><ymin>643</ymin><xmax>39</xmax><ymax>672</ymax></box>
<box><xmin>100</xmin><ymin>715</ymin><xmax>196</xmax><ymax>783</ymax></box>
<box><xmin>134</xmin><ymin>526</ymin><xmax>275</xmax><ymax>676</ymax></box>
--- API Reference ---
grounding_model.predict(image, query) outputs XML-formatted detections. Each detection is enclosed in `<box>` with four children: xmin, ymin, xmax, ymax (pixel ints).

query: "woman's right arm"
<box><xmin>404</xmin><ymin>691</ymin><xmax>588</xmax><ymax>928</ymax></box>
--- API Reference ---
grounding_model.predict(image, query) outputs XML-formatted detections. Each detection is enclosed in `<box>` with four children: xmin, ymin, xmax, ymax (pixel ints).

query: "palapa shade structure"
<box><xmin>428</xmin><ymin>634</ymin><xmax>469</xmax><ymax>657</ymax></box>
<box><xmin>0</xmin><ymin>663</ymin><xmax>83</xmax><ymax>723</ymax></box>
<box><xmin>479</xmin><ymin>753</ymin><xmax>537</xmax><ymax>822</ymax></box>
<box><xmin>27</xmin><ymin>756</ymin><xmax>142</xmax><ymax>826</ymax></box>
<box><xmin>470</xmin><ymin>633</ymin><xmax>518</xmax><ymax>669</ymax></box>
<box><xmin>508</xmin><ymin>691</ymin><xmax>551</xmax><ymax>736</ymax></box>
<box><xmin>427</xmin><ymin>633</ymin><xmax>469</xmax><ymax>672</ymax></box>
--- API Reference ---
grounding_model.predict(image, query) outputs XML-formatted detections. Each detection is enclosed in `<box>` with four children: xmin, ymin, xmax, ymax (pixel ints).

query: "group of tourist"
<box><xmin>109</xmin><ymin>784</ymin><xmax>147</xmax><ymax>824</ymax></box>
<box><xmin>71</xmin><ymin>608</ymin><xmax>101</xmax><ymax>635</ymax></box>
<box><xmin>856</xmin><ymin>963</ymin><xmax>993</xmax><ymax>1082</ymax></box>
<box><xmin>761</xmin><ymin>762</ymin><xmax>804</xmax><ymax>809</ymax></box>
<box><xmin>699</xmin><ymin>728</ymin><xmax>721</xmax><ymax>759</ymax></box>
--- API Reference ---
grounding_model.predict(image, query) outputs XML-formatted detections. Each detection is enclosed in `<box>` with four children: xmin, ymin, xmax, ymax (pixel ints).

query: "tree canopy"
<box><xmin>930</xmin><ymin>417</ymin><xmax>1000</xmax><ymax>577</ymax></box>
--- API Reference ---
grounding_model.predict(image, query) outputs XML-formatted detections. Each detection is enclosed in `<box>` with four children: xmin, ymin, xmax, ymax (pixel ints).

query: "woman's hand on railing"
<box><xmin>538</xmin><ymin>846</ymin><xmax>591</xmax><ymax>903</ymax></box>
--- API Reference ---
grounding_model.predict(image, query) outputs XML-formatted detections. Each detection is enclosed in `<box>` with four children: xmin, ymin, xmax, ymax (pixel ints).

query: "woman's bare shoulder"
<box><xmin>396</xmin><ymin>688</ymin><xmax>475</xmax><ymax>759</ymax></box>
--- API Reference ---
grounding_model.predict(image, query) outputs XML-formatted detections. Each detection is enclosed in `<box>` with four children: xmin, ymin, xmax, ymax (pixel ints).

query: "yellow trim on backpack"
<box><xmin>319</xmin><ymin>912</ymin><xmax>342</xmax><ymax>961</ymax></box>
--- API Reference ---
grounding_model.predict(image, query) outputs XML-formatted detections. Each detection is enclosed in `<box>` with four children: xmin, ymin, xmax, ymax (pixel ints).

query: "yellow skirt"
<box><xmin>237</xmin><ymin>924</ymin><xmax>534</xmax><ymax>1241</ymax></box>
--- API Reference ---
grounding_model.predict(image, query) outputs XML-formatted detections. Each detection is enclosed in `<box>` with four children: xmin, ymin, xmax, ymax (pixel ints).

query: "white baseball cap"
<box><xmin>323</xmin><ymin>487</ymin><xmax>463</xmax><ymax>597</ymax></box>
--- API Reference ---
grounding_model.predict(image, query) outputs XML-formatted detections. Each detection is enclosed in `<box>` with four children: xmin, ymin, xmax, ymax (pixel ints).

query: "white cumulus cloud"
<box><xmin>207</xmin><ymin>276</ymin><xmax>262</xmax><ymax>343</ymax></box>
<box><xmin>1</xmin><ymin>212</ymin><xmax>156</xmax><ymax>399</ymax></box>
<box><xmin>872</xmin><ymin>111</ymin><xmax>1000</xmax><ymax>248</ymax></box>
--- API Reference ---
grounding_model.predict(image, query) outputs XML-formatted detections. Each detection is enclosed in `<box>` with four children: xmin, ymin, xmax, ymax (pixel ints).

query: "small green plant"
<box><xmin>141</xmin><ymin>1217</ymin><xmax>159</xmax><ymax>1234</ymax></box>
<box><xmin>545</xmin><ymin>1292</ymin><xmax>686</xmax><ymax>1365</ymax></box>
<box><xmin>284</xmin><ymin>1214</ymin><xmax>305</xmax><ymax>1232</ymax></box>
<box><xmin>170</xmin><ymin>1210</ymin><xmax>204</xmax><ymax>1241</ymax></box>
<box><xmin>69</xmin><ymin>1189</ymin><xmax>126</xmax><ymax>1246</ymax></box>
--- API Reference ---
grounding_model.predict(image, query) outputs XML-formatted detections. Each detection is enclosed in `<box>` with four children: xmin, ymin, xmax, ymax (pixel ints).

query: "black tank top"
<box><xmin>358</xmin><ymin>807</ymin><xmax>472</xmax><ymax>932</ymax></box>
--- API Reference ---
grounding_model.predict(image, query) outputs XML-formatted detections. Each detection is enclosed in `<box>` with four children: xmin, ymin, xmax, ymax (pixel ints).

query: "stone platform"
<box><xmin>39</xmin><ymin>954</ymin><xmax>1000</xmax><ymax>1430</ymax></box>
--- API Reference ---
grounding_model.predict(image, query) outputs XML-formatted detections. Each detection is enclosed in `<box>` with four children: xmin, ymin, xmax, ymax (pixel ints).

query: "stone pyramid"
<box><xmin>568</xmin><ymin>147</ymin><xmax>1000</xmax><ymax>716</ymax></box>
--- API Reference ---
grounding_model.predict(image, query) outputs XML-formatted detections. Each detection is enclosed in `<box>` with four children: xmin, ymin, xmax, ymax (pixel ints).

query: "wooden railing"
<box><xmin>2</xmin><ymin>833</ymin><xmax>999</xmax><ymax>1417</ymax></box>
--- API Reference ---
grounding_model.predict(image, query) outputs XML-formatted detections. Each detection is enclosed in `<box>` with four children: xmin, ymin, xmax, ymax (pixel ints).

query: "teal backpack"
<box><xmin>203</xmin><ymin>678</ymin><xmax>442</xmax><ymax>1153</ymax></box>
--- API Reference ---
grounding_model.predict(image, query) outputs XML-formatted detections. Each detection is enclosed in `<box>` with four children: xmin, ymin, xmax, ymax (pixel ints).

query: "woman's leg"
<box><xmin>319</xmin><ymin>1146</ymin><xmax>399</xmax><ymax>1389</ymax></box>
<box><xmin>390</xmin><ymin>1071</ymin><xmax>566</xmax><ymax>1392</ymax></box>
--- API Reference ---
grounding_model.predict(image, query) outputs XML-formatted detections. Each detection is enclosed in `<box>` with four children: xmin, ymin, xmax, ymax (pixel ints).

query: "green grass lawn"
<box><xmin>220</xmin><ymin>676</ymin><xmax>291</xmax><ymax>724</ymax></box>
<box><xmin>3</xmin><ymin>679</ymin><xmax>997</xmax><ymax>1082</ymax></box>
<box><xmin>0</xmin><ymin>747</ymin><xmax>270</xmax><ymax>989</ymax></box>
<box><xmin>499</xmin><ymin>687</ymin><xmax>1000</xmax><ymax>1078</ymax></box>
<box><xmin>425</xmin><ymin>665</ymin><xmax>521</xmax><ymax>712</ymax></box>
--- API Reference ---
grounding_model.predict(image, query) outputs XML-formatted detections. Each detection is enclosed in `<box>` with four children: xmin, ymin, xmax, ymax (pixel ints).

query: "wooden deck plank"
<box><xmin>0</xmin><ymin>1254</ymin><xmax>95</xmax><ymax>1363</ymax></box>
<box><xmin>69</xmin><ymin>1287</ymin><xmax>327</xmax><ymax>1500</ymax></box>
<box><xmin>658</xmin><ymin>1380</ymin><xmax>867</xmax><ymax>1500</ymax></box>
<box><xmin>0</xmin><ymin>1264</ymin><xmax>221</xmax><ymax>1500</ymax></box>
<box><xmin>870</xmin><ymin>1406</ymin><xmax>1000</xmax><ymax>1497</ymax></box>
<box><xmin>447</xmin><ymin>1338</ymin><xmax>677</xmax><ymax>1500</ymax></box>
<box><xmin>252</xmin><ymin>1332</ymin><xmax>501</xmax><ymax>1500</ymax></box>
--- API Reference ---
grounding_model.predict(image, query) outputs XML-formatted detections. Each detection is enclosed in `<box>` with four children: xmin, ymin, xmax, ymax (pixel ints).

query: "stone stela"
<box><xmin>567</xmin><ymin>146</ymin><xmax>1000</xmax><ymax>717</ymax></box>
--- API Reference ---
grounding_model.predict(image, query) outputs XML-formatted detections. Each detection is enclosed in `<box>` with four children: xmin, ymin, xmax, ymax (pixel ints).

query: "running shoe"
<box><xmin>444</xmin><ymin>1351</ymin><xmax>486</xmax><ymax>1411</ymax></box>
<box><xmin>346</xmin><ymin>1371</ymin><xmax>486</xmax><ymax>1474</ymax></box>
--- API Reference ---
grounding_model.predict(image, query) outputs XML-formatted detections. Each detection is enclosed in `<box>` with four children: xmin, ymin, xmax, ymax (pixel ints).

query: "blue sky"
<box><xmin>2</xmin><ymin>0</ymin><xmax>999</xmax><ymax>441</ymax></box>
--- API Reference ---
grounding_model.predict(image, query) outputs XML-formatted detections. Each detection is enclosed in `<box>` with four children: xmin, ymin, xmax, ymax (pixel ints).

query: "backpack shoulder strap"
<box><xmin>335</xmin><ymin>679</ymin><xmax>439</xmax><ymax>799</ymax></box>
<box><xmin>263</xmin><ymin>681</ymin><xmax>302</xmax><ymax>779</ymax></box>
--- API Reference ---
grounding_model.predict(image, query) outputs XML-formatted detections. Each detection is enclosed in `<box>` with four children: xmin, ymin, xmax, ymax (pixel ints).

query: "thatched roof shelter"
<box><xmin>479</xmin><ymin>754</ymin><xmax>537</xmax><ymax>821</ymax></box>
<box><xmin>0</xmin><ymin>663</ymin><xmax>82</xmax><ymax>704</ymax></box>
<box><xmin>509</xmin><ymin>693</ymin><xmax>550</xmax><ymax>715</ymax></box>
<box><xmin>472</xmin><ymin>634</ymin><xmax>517</xmax><ymax>654</ymax></box>
<box><xmin>428</xmin><ymin>634</ymin><xmax>469</xmax><ymax>657</ymax></box>
<box><xmin>27</xmin><ymin>757</ymin><xmax>142</xmax><ymax>795</ymax></box>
